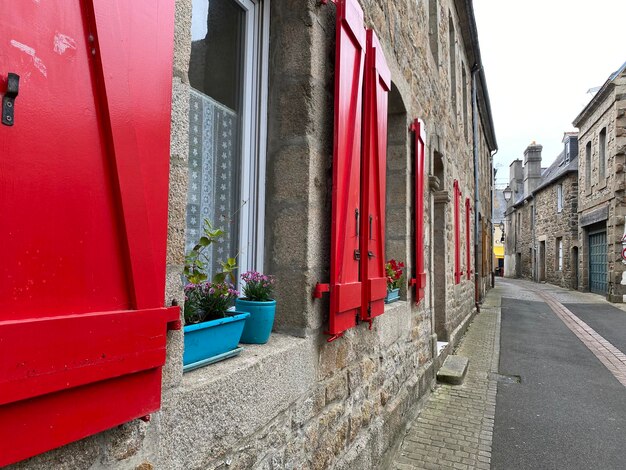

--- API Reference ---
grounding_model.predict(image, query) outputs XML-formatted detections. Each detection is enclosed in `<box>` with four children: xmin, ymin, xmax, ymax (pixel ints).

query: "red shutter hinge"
<box><xmin>313</xmin><ymin>283</ymin><xmax>330</xmax><ymax>298</ymax></box>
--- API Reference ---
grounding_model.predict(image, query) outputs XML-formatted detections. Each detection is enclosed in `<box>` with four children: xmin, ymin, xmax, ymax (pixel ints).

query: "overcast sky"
<box><xmin>473</xmin><ymin>0</ymin><xmax>626</xmax><ymax>185</ymax></box>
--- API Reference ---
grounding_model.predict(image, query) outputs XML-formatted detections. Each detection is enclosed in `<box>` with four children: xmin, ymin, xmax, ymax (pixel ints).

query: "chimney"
<box><xmin>509</xmin><ymin>159</ymin><xmax>523</xmax><ymax>202</ymax></box>
<box><xmin>523</xmin><ymin>142</ymin><xmax>542</xmax><ymax>195</ymax></box>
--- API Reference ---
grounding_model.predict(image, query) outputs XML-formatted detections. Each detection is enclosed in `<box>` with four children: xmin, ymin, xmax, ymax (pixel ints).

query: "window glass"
<box><xmin>186</xmin><ymin>0</ymin><xmax>266</xmax><ymax>280</ymax></box>
<box><xmin>599</xmin><ymin>128</ymin><xmax>607</xmax><ymax>181</ymax></box>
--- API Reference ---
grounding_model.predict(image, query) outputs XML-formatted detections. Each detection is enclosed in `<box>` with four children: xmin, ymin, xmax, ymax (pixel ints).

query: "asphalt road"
<box><xmin>492</xmin><ymin>297</ymin><xmax>626</xmax><ymax>470</ymax></box>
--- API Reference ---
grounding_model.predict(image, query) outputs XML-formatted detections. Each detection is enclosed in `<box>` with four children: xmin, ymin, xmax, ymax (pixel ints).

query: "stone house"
<box><xmin>504</xmin><ymin>135</ymin><xmax>579</xmax><ymax>289</ymax></box>
<box><xmin>3</xmin><ymin>0</ymin><xmax>496</xmax><ymax>469</ymax></box>
<box><xmin>573</xmin><ymin>61</ymin><xmax>626</xmax><ymax>301</ymax></box>
<box><xmin>492</xmin><ymin>188</ymin><xmax>506</xmax><ymax>275</ymax></box>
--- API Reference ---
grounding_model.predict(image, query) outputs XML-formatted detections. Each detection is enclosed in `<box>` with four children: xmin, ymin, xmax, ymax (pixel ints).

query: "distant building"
<box><xmin>573</xmin><ymin>61</ymin><xmax>626</xmax><ymax>300</ymax></box>
<box><xmin>504</xmin><ymin>135</ymin><xmax>579</xmax><ymax>289</ymax></box>
<box><xmin>492</xmin><ymin>188</ymin><xmax>506</xmax><ymax>275</ymax></box>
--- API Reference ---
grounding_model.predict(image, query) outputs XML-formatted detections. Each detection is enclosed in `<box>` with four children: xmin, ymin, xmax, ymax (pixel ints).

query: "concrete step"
<box><xmin>437</xmin><ymin>355</ymin><xmax>469</xmax><ymax>385</ymax></box>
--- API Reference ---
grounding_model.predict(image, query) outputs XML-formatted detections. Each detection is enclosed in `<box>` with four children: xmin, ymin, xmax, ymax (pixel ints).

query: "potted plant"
<box><xmin>182</xmin><ymin>220</ymin><xmax>248</xmax><ymax>371</ymax></box>
<box><xmin>385</xmin><ymin>259</ymin><xmax>405</xmax><ymax>304</ymax></box>
<box><xmin>235</xmin><ymin>271</ymin><xmax>276</xmax><ymax>344</ymax></box>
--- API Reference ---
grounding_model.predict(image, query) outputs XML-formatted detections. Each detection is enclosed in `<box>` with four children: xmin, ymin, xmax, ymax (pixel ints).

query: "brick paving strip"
<box><xmin>537</xmin><ymin>291</ymin><xmax>626</xmax><ymax>388</ymax></box>
<box><xmin>389</xmin><ymin>290</ymin><xmax>502</xmax><ymax>470</ymax></box>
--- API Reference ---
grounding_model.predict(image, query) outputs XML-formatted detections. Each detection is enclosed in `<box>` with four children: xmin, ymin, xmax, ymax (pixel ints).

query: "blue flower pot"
<box><xmin>385</xmin><ymin>288</ymin><xmax>400</xmax><ymax>304</ymax></box>
<box><xmin>183</xmin><ymin>311</ymin><xmax>250</xmax><ymax>368</ymax></box>
<box><xmin>235</xmin><ymin>299</ymin><xmax>277</xmax><ymax>344</ymax></box>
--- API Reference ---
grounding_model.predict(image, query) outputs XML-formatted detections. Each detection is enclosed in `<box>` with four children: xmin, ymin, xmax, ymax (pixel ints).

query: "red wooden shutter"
<box><xmin>316</xmin><ymin>0</ymin><xmax>366</xmax><ymax>340</ymax></box>
<box><xmin>465</xmin><ymin>198</ymin><xmax>472</xmax><ymax>280</ymax></box>
<box><xmin>0</xmin><ymin>2</ymin><xmax>178</xmax><ymax>465</ymax></box>
<box><xmin>410</xmin><ymin>119</ymin><xmax>426</xmax><ymax>303</ymax></box>
<box><xmin>360</xmin><ymin>30</ymin><xmax>390</xmax><ymax>325</ymax></box>
<box><xmin>454</xmin><ymin>180</ymin><xmax>462</xmax><ymax>284</ymax></box>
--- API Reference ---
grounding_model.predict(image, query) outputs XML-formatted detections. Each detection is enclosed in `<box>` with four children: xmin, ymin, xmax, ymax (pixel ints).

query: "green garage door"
<box><xmin>589</xmin><ymin>231</ymin><xmax>607</xmax><ymax>295</ymax></box>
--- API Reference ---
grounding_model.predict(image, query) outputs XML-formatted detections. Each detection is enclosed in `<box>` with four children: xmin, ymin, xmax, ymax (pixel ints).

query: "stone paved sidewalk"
<box><xmin>388</xmin><ymin>287</ymin><xmax>502</xmax><ymax>470</ymax></box>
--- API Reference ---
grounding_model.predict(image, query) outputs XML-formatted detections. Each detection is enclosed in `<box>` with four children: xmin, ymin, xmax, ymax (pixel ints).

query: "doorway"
<box><xmin>572</xmin><ymin>246</ymin><xmax>579</xmax><ymax>290</ymax></box>
<box><xmin>432</xmin><ymin>151</ymin><xmax>447</xmax><ymax>340</ymax></box>
<box><xmin>589</xmin><ymin>229</ymin><xmax>607</xmax><ymax>295</ymax></box>
<box><xmin>538</xmin><ymin>241</ymin><xmax>546</xmax><ymax>282</ymax></box>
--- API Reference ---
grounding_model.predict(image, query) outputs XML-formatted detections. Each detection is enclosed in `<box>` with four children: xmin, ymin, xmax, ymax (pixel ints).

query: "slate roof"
<box><xmin>512</xmin><ymin>149</ymin><xmax>578</xmax><ymax>208</ymax></box>
<box><xmin>573</xmin><ymin>60</ymin><xmax>626</xmax><ymax>127</ymax></box>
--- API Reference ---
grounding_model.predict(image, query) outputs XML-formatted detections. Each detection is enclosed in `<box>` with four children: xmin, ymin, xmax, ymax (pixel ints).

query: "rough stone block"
<box><xmin>437</xmin><ymin>355</ymin><xmax>469</xmax><ymax>385</ymax></box>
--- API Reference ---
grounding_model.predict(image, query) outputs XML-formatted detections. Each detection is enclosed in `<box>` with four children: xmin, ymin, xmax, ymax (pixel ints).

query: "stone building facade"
<box><xmin>574</xmin><ymin>61</ymin><xmax>626</xmax><ymax>301</ymax></box>
<box><xmin>7</xmin><ymin>0</ymin><xmax>496</xmax><ymax>469</ymax></box>
<box><xmin>504</xmin><ymin>135</ymin><xmax>579</xmax><ymax>290</ymax></box>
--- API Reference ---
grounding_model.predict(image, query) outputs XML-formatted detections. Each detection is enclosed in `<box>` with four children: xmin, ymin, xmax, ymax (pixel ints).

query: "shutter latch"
<box><xmin>2</xmin><ymin>73</ymin><xmax>19</xmax><ymax>126</ymax></box>
<box><xmin>354</xmin><ymin>249</ymin><xmax>361</xmax><ymax>260</ymax></box>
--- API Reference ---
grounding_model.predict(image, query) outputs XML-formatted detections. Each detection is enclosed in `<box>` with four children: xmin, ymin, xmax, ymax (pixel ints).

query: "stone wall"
<box><xmin>577</xmin><ymin>71</ymin><xmax>626</xmax><ymax>300</ymax></box>
<box><xmin>534</xmin><ymin>173</ymin><xmax>579</xmax><ymax>289</ymax></box>
<box><xmin>8</xmin><ymin>0</ymin><xmax>494</xmax><ymax>468</ymax></box>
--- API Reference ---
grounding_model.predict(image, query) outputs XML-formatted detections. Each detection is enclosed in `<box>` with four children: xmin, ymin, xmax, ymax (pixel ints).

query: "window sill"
<box><xmin>181</xmin><ymin>332</ymin><xmax>312</xmax><ymax>389</ymax></box>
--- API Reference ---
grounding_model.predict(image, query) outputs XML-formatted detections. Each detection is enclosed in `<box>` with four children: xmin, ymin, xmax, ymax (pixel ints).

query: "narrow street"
<box><xmin>390</xmin><ymin>278</ymin><xmax>626</xmax><ymax>469</ymax></box>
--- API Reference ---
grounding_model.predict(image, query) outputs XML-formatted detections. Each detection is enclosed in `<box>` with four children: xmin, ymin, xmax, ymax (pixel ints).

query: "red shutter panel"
<box><xmin>360</xmin><ymin>30</ymin><xmax>390</xmax><ymax>325</ymax></box>
<box><xmin>409</xmin><ymin>119</ymin><xmax>426</xmax><ymax>303</ymax></box>
<box><xmin>318</xmin><ymin>0</ymin><xmax>366</xmax><ymax>340</ymax></box>
<box><xmin>0</xmin><ymin>2</ymin><xmax>178</xmax><ymax>466</ymax></box>
<box><xmin>454</xmin><ymin>180</ymin><xmax>462</xmax><ymax>284</ymax></box>
<box><xmin>465</xmin><ymin>198</ymin><xmax>472</xmax><ymax>280</ymax></box>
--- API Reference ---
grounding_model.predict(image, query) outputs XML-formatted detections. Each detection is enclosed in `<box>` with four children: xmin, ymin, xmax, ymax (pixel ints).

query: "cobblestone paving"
<box><xmin>389</xmin><ymin>288</ymin><xmax>502</xmax><ymax>470</ymax></box>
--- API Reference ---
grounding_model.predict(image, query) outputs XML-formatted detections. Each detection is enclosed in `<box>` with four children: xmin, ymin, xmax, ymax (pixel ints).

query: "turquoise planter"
<box><xmin>183</xmin><ymin>311</ymin><xmax>250</xmax><ymax>371</ymax></box>
<box><xmin>235</xmin><ymin>299</ymin><xmax>277</xmax><ymax>344</ymax></box>
<box><xmin>385</xmin><ymin>288</ymin><xmax>400</xmax><ymax>304</ymax></box>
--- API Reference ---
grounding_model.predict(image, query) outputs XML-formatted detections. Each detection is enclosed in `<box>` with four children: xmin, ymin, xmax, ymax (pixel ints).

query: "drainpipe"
<box><xmin>490</xmin><ymin>148</ymin><xmax>498</xmax><ymax>282</ymax></box>
<box><xmin>471</xmin><ymin>64</ymin><xmax>480</xmax><ymax>307</ymax></box>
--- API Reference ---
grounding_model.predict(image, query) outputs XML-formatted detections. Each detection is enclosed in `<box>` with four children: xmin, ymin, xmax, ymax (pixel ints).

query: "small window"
<box><xmin>599</xmin><ymin>128</ymin><xmax>607</xmax><ymax>181</ymax></box>
<box><xmin>462</xmin><ymin>65</ymin><xmax>468</xmax><ymax>141</ymax></box>
<box><xmin>429</xmin><ymin>0</ymin><xmax>439</xmax><ymax>64</ymax></box>
<box><xmin>556</xmin><ymin>238</ymin><xmax>563</xmax><ymax>271</ymax></box>
<box><xmin>449</xmin><ymin>14</ymin><xmax>456</xmax><ymax>113</ymax></box>
<box><xmin>557</xmin><ymin>184</ymin><xmax>563</xmax><ymax>213</ymax></box>
<box><xmin>564</xmin><ymin>140</ymin><xmax>570</xmax><ymax>164</ymax></box>
<box><xmin>585</xmin><ymin>141</ymin><xmax>592</xmax><ymax>188</ymax></box>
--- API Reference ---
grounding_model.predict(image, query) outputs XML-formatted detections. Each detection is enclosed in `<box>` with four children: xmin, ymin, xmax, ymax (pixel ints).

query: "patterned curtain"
<box><xmin>186</xmin><ymin>88</ymin><xmax>239</xmax><ymax>280</ymax></box>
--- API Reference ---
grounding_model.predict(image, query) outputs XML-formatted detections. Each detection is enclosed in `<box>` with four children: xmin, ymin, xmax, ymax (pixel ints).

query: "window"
<box><xmin>449</xmin><ymin>15</ymin><xmax>456</xmax><ymax>113</ymax></box>
<box><xmin>428</xmin><ymin>0</ymin><xmax>439</xmax><ymax>64</ymax></box>
<box><xmin>187</xmin><ymin>0</ymin><xmax>268</xmax><ymax>279</ymax></box>
<box><xmin>557</xmin><ymin>184</ymin><xmax>563</xmax><ymax>213</ymax></box>
<box><xmin>585</xmin><ymin>141</ymin><xmax>592</xmax><ymax>188</ymax></box>
<box><xmin>599</xmin><ymin>127</ymin><xmax>607</xmax><ymax>181</ymax></box>
<box><xmin>564</xmin><ymin>140</ymin><xmax>570</xmax><ymax>164</ymax></box>
<box><xmin>462</xmin><ymin>65</ymin><xmax>468</xmax><ymax>141</ymax></box>
<box><xmin>556</xmin><ymin>238</ymin><xmax>563</xmax><ymax>271</ymax></box>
